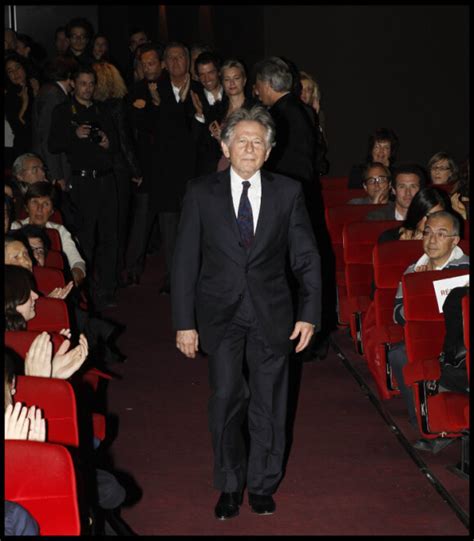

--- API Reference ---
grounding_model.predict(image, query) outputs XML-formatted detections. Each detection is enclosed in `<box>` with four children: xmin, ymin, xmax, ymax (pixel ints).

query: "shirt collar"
<box><xmin>204</xmin><ymin>86</ymin><xmax>223</xmax><ymax>105</ymax></box>
<box><xmin>56</xmin><ymin>81</ymin><xmax>69</xmax><ymax>95</ymax></box>
<box><xmin>230</xmin><ymin>166</ymin><xmax>261</xmax><ymax>188</ymax></box>
<box><xmin>415</xmin><ymin>245</ymin><xmax>465</xmax><ymax>270</ymax></box>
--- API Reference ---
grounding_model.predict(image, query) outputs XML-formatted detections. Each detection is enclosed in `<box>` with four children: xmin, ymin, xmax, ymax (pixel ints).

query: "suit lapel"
<box><xmin>211</xmin><ymin>168</ymin><xmax>242</xmax><ymax>245</ymax></box>
<box><xmin>248</xmin><ymin>170</ymin><xmax>276</xmax><ymax>260</ymax></box>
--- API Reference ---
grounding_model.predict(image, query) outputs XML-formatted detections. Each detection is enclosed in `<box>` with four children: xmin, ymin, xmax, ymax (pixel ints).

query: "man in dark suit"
<box><xmin>172</xmin><ymin>106</ymin><xmax>321</xmax><ymax>519</ymax></box>
<box><xmin>32</xmin><ymin>55</ymin><xmax>77</xmax><ymax>231</ymax></box>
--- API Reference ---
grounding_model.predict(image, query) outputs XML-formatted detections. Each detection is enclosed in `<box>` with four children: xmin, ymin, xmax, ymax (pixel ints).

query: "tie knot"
<box><xmin>242</xmin><ymin>181</ymin><xmax>250</xmax><ymax>191</ymax></box>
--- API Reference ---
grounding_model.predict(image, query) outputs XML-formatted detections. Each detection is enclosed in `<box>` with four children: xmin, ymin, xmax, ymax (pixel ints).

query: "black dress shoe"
<box><xmin>214</xmin><ymin>492</ymin><xmax>241</xmax><ymax>520</ymax></box>
<box><xmin>248</xmin><ymin>493</ymin><xmax>276</xmax><ymax>515</ymax></box>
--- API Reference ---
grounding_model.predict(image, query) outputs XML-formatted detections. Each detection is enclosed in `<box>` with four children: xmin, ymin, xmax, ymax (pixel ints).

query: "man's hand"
<box><xmin>76</xmin><ymin>124</ymin><xmax>91</xmax><ymax>139</ymax></box>
<box><xmin>178</xmin><ymin>74</ymin><xmax>191</xmax><ymax>102</ymax></box>
<box><xmin>71</xmin><ymin>267</ymin><xmax>85</xmax><ymax>287</ymax></box>
<box><xmin>373</xmin><ymin>188</ymin><xmax>389</xmax><ymax>205</ymax></box>
<box><xmin>190</xmin><ymin>90</ymin><xmax>203</xmax><ymax>116</ymax></box>
<box><xmin>98</xmin><ymin>131</ymin><xmax>110</xmax><ymax>149</ymax></box>
<box><xmin>290</xmin><ymin>321</ymin><xmax>316</xmax><ymax>353</ymax></box>
<box><xmin>209</xmin><ymin>120</ymin><xmax>221</xmax><ymax>141</ymax></box>
<box><xmin>176</xmin><ymin>329</ymin><xmax>199</xmax><ymax>358</ymax></box>
<box><xmin>131</xmin><ymin>176</ymin><xmax>143</xmax><ymax>187</ymax></box>
<box><xmin>54</xmin><ymin>179</ymin><xmax>67</xmax><ymax>191</ymax></box>
<box><xmin>148</xmin><ymin>82</ymin><xmax>161</xmax><ymax>106</ymax></box>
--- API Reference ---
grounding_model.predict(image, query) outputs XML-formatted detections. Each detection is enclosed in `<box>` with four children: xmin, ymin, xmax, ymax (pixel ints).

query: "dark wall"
<box><xmin>264</xmin><ymin>5</ymin><xmax>469</xmax><ymax>175</ymax></box>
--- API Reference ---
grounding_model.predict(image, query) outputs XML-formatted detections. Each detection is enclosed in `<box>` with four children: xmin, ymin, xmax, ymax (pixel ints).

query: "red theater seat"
<box><xmin>5</xmin><ymin>440</ymin><xmax>81</xmax><ymax>535</ymax></box>
<box><xmin>322</xmin><ymin>189</ymin><xmax>366</xmax><ymax>209</ymax></box>
<box><xmin>320</xmin><ymin>176</ymin><xmax>349</xmax><ymax>190</ymax></box>
<box><xmin>27</xmin><ymin>297</ymin><xmax>70</xmax><ymax>332</ymax></box>
<box><xmin>402</xmin><ymin>268</ymin><xmax>470</xmax><ymax>440</ymax></box>
<box><xmin>45</xmin><ymin>228</ymin><xmax>62</xmax><ymax>251</ymax></box>
<box><xmin>15</xmin><ymin>375</ymin><xmax>80</xmax><ymax>447</ymax></box>
<box><xmin>325</xmin><ymin>204</ymin><xmax>378</xmax><ymax>324</ymax></box>
<box><xmin>44</xmin><ymin>249</ymin><xmax>65</xmax><ymax>270</ymax></box>
<box><xmin>33</xmin><ymin>266</ymin><xmax>66</xmax><ymax>296</ymax></box>
<box><xmin>5</xmin><ymin>330</ymin><xmax>66</xmax><ymax>358</ymax></box>
<box><xmin>462</xmin><ymin>294</ymin><xmax>469</xmax><ymax>379</ymax></box>
<box><xmin>343</xmin><ymin>220</ymin><xmax>399</xmax><ymax>352</ymax></box>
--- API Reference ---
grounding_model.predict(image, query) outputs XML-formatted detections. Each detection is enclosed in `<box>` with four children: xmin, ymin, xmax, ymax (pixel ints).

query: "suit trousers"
<box><xmin>69</xmin><ymin>172</ymin><xmax>118</xmax><ymax>297</ymax></box>
<box><xmin>207</xmin><ymin>292</ymin><xmax>289</xmax><ymax>495</ymax></box>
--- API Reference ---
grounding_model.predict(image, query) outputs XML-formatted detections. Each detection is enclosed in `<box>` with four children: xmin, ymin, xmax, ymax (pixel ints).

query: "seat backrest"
<box><xmin>5</xmin><ymin>440</ymin><xmax>81</xmax><ymax>535</ymax></box>
<box><xmin>45</xmin><ymin>228</ymin><xmax>62</xmax><ymax>251</ymax></box>
<box><xmin>5</xmin><ymin>330</ymin><xmax>66</xmax><ymax>359</ymax></box>
<box><xmin>402</xmin><ymin>268</ymin><xmax>469</xmax><ymax>364</ymax></box>
<box><xmin>33</xmin><ymin>266</ymin><xmax>66</xmax><ymax>296</ymax></box>
<box><xmin>15</xmin><ymin>375</ymin><xmax>80</xmax><ymax>447</ymax></box>
<box><xmin>323</xmin><ymin>189</ymin><xmax>366</xmax><ymax>209</ymax></box>
<box><xmin>462</xmin><ymin>294</ymin><xmax>470</xmax><ymax>379</ymax></box>
<box><xmin>320</xmin><ymin>176</ymin><xmax>349</xmax><ymax>190</ymax></box>
<box><xmin>27</xmin><ymin>297</ymin><xmax>70</xmax><ymax>332</ymax></box>
<box><xmin>44</xmin><ymin>249</ymin><xmax>65</xmax><ymax>270</ymax></box>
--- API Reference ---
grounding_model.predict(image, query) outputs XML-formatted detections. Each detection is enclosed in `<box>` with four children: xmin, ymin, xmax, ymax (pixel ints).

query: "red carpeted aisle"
<box><xmin>102</xmin><ymin>254</ymin><xmax>469</xmax><ymax>535</ymax></box>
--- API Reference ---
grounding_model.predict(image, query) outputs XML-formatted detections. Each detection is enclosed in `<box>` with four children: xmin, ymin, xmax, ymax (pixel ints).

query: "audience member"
<box><xmin>92</xmin><ymin>61</ymin><xmax>142</xmax><ymax>287</ymax></box>
<box><xmin>190</xmin><ymin>42</ymin><xmax>213</xmax><ymax>81</ymax></box>
<box><xmin>348</xmin><ymin>128</ymin><xmax>399</xmax><ymax>189</ymax></box>
<box><xmin>378</xmin><ymin>186</ymin><xmax>451</xmax><ymax>243</ymax></box>
<box><xmin>450</xmin><ymin>156</ymin><xmax>469</xmax><ymax>221</ymax></box>
<box><xmin>366</xmin><ymin>163</ymin><xmax>425</xmax><ymax>220</ymax></box>
<box><xmin>389</xmin><ymin>211</ymin><xmax>469</xmax><ymax>452</ymax></box>
<box><xmin>91</xmin><ymin>33</ymin><xmax>110</xmax><ymax>62</ymax></box>
<box><xmin>126</xmin><ymin>28</ymin><xmax>150</xmax><ymax>84</ymax></box>
<box><xmin>347</xmin><ymin>162</ymin><xmax>391</xmax><ymax>205</ymax></box>
<box><xmin>5</xmin><ymin>53</ymin><xmax>38</xmax><ymax>162</ymax></box>
<box><xmin>5</xmin><ymin>195</ymin><xmax>14</xmax><ymax>234</ymax></box>
<box><xmin>5</xmin><ymin>27</ymin><xmax>17</xmax><ymax>53</ymax></box>
<box><xmin>54</xmin><ymin>26</ymin><xmax>70</xmax><ymax>56</ymax></box>
<box><xmin>11</xmin><ymin>182</ymin><xmax>86</xmax><ymax>288</ymax></box>
<box><xmin>15</xmin><ymin>33</ymin><xmax>46</xmax><ymax>81</ymax></box>
<box><xmin>427</xmin><ymin>151</ymin><xmax>458</xmax><ymax>186</ymax></box>
<box><xmin>65</xmin><ymin>17</ymin><xmax>94</xmax><ymax>66</ymax></box>
<box><xmin>17</xmin><ymin>224</ymin><xmax>51</xmax><ymax>267</ymax></box>
<box><xmin>4</xmin><ymin>501</ymin><xmax>40</xmax><ymax>536</ymax></box>
<box><xmin>49</xmin><ymin>65</ymin><xmax>118</xmax><ymax>310</ymax></box>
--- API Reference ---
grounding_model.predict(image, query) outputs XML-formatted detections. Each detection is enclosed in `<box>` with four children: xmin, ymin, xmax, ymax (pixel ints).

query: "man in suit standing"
<box><xmin>172</xmin><ymin>106</ymin><xmax>321</xmax><ymax>519</ymax></box>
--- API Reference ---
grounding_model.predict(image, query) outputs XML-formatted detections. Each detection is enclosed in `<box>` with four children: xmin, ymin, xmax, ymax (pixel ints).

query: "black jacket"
<box><xmin>171</xmin><ymin>168</ymin><xmax>321</xmax><ymax>355</ymax></box>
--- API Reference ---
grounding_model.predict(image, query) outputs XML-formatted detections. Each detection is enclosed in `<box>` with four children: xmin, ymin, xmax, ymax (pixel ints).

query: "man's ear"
<box><xmin>391</xmin><ymin>185</ymin><xmax>396</xmax><ymax>196</ymax></box>
<box><xmin>221</xmin><ymin>141</ymin><xmax>230</xmax><ymax>159</ymax></box>
<box><xmin>452</xmin><ymin>235</ymin><xmax>460</xmax><ymax>247</ymax></box>
<box><xmin>264</xmin><ymin>147</ymin><xmax>271</xmax><ymax>162</ymax></box>
<box><xmin>362</xmin><ymin>183</ymin><xmax>368</xmax><ymax>193</ymax></box>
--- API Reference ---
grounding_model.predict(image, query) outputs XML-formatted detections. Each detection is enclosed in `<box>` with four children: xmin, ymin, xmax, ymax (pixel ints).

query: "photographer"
<box><xmin>48</xmin><ymin>65</ymin><xmax>119</xmax><ymax>311</ymax></box>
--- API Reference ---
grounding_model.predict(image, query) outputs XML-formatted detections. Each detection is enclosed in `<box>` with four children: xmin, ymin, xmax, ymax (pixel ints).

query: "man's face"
<box><xmin>164</xmin><ymin>47</ymin><xmax>189</xmax><ymax>79</ymax></box>
<box><xmin>254</xmin><ymin>78</ymin><xmax>273</xmax><ymax>106</ymax></box>
<box><xmin>26</xmin><ymin>196</ymin><xmax>54</xmax><ymax>226</ymax></box>
<box><xmin>141</xmin><ymin>50</ymin><xmax>162</xmax><ymax>82</ymax></box>
<box><xmin>129</xmin><ymin>31</ymin><xmax>148</xmax><ymax>53</ymax></box>
<box><xmin>371</xmin><ymin>140</ymin><xmax>391</xmax><ymax>166</ymax></box>
<box><xmin>422</xmin><ymin>215</ymin><xmax>459</xmax><ymax>266</ymax></box>
<box><xmin>28</xmin><ymin>236</ymin><xmax>46</xmax><ymax>267</ymax></box>
<box><xmin>363</xmin><ymin>165</ymin><xmax>390</xmax><ymax>203</ymax></box>
<box><xmin>15</xmin><ymin>40</ymin><xmax>30</xmax><ymax>58</ymax></box>
<box><xmin>300</xmin><ymin>79</ymin><xmax>314</xmax><ymax>106</ymax></box>
<box><xmin>221</xmin><ymin>121</ymin><xmax>271</xmax><ymax>180</ymax></box>
<box><xmin>55</xmin><ymin>30</ymin><xmax>70</xmax><ymax>54</ymax></box>
<box><xmin>197</xmin><ymin>62</ymin><xmax>220</xmax><ymax>93</ymax></box>
<box><xmin>17</xmin><ymin>157</ymin><xmax>47</xmax><ymax>184</ymax></box>
<box><xmin>393</xmin><ymin>173</ymin><xmax>421</xmax><ymax>210</ymax></box>
<box><xmin>73</xmin><ymin>73</ymin><xmax>95</xmax><ymax>102</ymax></box>
<box><xmin>69</xmin><ymin>25</ymin><xmax>89</xmax><ymax>54</ymax></box>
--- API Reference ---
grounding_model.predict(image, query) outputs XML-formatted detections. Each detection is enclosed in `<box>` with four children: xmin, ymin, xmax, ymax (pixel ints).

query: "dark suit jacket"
<box><xmin>171</xmin><ymin>168</ymin><xmax>322</xmax><ymax>355</ymax></box>
<box><xmin>265</xmin><ymin>92</ymin><xmax>316</xmax><ymax>190</ymax></box>
<box><xmin>32</xmin><ymin>82</ymin><xmax>71</xmax><ymax>182</ymax></box>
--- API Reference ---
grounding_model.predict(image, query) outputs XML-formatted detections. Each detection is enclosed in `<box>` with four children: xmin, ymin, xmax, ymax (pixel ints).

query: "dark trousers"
<box><xmin>208</xmin><ymin>294</ymin><xmax>289</xmax><ymax>495</ymax></box>
<box><xmin>69</xmin><ymin>172</ymin><xmax>118</xmax><ymax>297</ymax></box>
<box><xmin>126</xmin><ymin>193</ymin><xmax>178</xmax><ymax>285</ymax></box>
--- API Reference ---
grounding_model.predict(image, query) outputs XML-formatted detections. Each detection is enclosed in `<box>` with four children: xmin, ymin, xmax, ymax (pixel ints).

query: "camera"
<box><xmin>86</xmin><ymin>122</ymin><xmax>103</xmax><ymax>145</ymax></box>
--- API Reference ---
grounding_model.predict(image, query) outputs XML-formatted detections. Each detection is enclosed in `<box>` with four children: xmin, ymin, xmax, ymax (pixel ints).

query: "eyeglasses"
<box><xmin>365</xmin><ymin>176</ymin><xmax>389</xmax><ymax>186</ymax></box>
<box><xmin>422</xmin><ymin>229</ymin><xmax>457</xmax><ymax>240</ymax></box>
<box><xmin>70</xmin><ymin>33</ymin><xmax>87</xmax><ymax>41</ymax></box>
<box><xmin>431</xmin><ymin>165</ymin><xmax>451</xmax><ymax>172</ymax></box>
<box><xmin>373</xmin><ymin>143</ymin><xmax>391</xmax><ymax>151</ymax></box>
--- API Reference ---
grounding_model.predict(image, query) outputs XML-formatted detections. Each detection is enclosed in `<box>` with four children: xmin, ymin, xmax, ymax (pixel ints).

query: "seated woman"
<box><xmin>17</xmin><ymin>224</ymin><xmax>51</xmax><ymax>267</ymax></box>
<box><xmin>377</xmin><ymin>186</ymin><xmax>452</xmax><ymax>243</ymax></box>
<box><xmin>347</xmin><ymin>162</ymin><xmax>391</xmax><ymax>205</ymax></box>
<box><xmin>450</xmin><ymin>156</ymin><xmax>469</xmax><ymax>221</ymax></box>
<box><xmin>427</xmin><ymin>151</ymin><xmax>458</xmax><ymax>186</ymax></box>
<box><xmin>348</xmin><ymin>128</ymin><xmax>399</xmax><ymax>189</ymax></box>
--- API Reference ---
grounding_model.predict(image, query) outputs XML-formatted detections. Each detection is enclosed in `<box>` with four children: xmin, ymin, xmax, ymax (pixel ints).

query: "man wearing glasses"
<box><xmin>65</xmin><ymin>17</ymin><xmax>94</xmax><ymax>66</ymax></box>
<box><xmin>366</xmin><ymin>164</ymin><xmax>425</xmax><ymax>220</ymax></box>
<box><xmin>347</xmin><ymin>162</ymin><xmax>391</xmax><ymax>205</ymax></box>
<box><xmin>389</xmin><ymin>210</ymin><xmax>469</xmax><ymax>453</ymax></box>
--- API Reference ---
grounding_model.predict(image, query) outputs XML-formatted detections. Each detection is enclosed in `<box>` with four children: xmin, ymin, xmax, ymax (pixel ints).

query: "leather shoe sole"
<box><xmin>248</xmin><ymin>493</ymin><xmax>276</xmax><ymax>515</ymax></box>
<box><xmin>214</xmin><ymin>492</ymin><xmax>242</xmax><ymax>520</ymax></box>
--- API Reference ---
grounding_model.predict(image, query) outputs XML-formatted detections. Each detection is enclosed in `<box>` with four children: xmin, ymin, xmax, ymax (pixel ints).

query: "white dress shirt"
<box><xmin>204</xmin><ymin>86</ymin><xmax>223</xmax><ymax>106</ymax></box>
<box><xmin>230</xmin><ymin>167</ymin><xmax>261</xmax><ymax>234</ymax></box>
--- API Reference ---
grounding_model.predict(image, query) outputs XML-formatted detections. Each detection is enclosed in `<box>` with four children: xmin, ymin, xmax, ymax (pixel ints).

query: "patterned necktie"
<box><xmin>237</xmin><ymin>181</ymin><xmax>254</xmax><ymax>248</ymax></box>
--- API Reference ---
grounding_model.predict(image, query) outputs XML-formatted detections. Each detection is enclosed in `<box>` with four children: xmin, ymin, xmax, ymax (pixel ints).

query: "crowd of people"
<box><xmin>4</xmin><ymin>15</ymin><xmax>469</xmax><ymax>533</ymax></box>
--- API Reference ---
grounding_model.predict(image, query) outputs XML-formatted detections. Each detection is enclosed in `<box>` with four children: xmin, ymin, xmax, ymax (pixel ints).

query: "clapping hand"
<box><xmin>48</xmin><ymin>281</ymin><xmax>74</xmax><ymax>300</ymax></box>
<box><xmin>190</xmin><ymin>90</ymin><xmax>203</xmax><ymax>116</ymax></box>
<box><xmin>5</xmin><ymin>403</ymin><xmax>46</xmax><ymax>442</ymax></box>
<box><xmin>52</xmin><ymin>333</ymin><xmax>89</xmax><ymax>379</ymax></box>
<box><xmin>148</xmin><ymin>82</ymin><xmax>161</xmax><ymax>106</ymax></box>
<box><xmin>209</xmin><ymin>120</ymin><xmax>221</xmax><ymax>141</ymax></box>
<box><xmin>179</xmin><ymin>74</ymin><xmax>191</xmax><ymax>102</ymax></box>
<box><xmin>24</xmin><ymin>331</ymin><xmax>53</xmax><ymax>378</ymax></box>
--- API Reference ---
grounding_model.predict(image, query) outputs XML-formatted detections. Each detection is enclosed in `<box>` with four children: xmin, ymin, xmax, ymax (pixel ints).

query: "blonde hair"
<box><xmin>92</xmin><ymin>61</ymin><xmax>127</xmax><ymax>101</ymax></box>
<box><xmin>300</xmin><ymin>70</ymin><xmax>321</xmax><ymax>102</ymax></box>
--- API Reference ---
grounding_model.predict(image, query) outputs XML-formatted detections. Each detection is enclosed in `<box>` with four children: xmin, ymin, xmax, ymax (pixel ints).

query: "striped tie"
<box><xmin>237</xmin><ymin>181</ymin><xmax>254</xmax><ymax>248</ymax></box>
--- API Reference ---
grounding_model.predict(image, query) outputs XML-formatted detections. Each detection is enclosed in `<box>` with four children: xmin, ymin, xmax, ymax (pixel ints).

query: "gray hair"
<box><xmin>163</xmin><ymin>41</ymin><xmax>190</xmax><ymax>64</ymax></box>
<box><xmin>426</xmin><ymin>210</ymin><xmax>460</xmax><ymax>236</ymax></box>
<box><xmin>220</xmin><ymin>59</ymin><xmax>246</xmax><ymax>79</ymax></box>
<box><xmin>254</xmin><ymin>56</ymin><xmax>293</xmax><ymax>92</ymax></box>
<box><xmin>220</xmin><ymin>106</ymin><xmax>276</xmax><ymax>149</ymax></box>
<box><xmin>12</xmin><ymin>153</ymin><xmax>42</xmax><ymax>179</ymax></box>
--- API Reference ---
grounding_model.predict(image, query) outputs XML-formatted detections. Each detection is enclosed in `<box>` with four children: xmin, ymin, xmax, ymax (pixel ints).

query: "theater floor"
<box><xmin>100</xmin><ymin>254</ymin><xmax>469</xmax><ymax>536</ymax></box>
